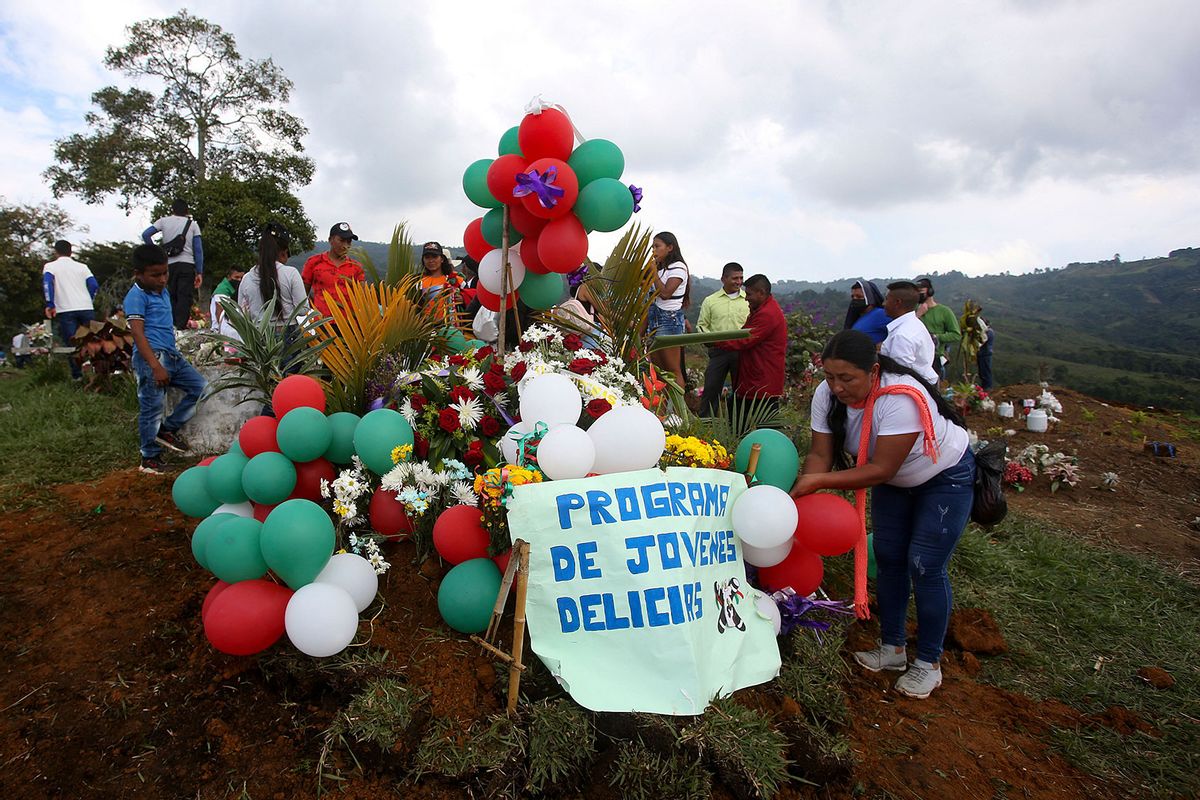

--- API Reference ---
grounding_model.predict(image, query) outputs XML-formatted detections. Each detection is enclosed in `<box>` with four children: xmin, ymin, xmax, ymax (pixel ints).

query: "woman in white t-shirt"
<box><xmin>648</xmin><ymin>231</ymin><xmax>690</xmax><ymax>391</ymax></box>
<box><xmin>792</xmin><ymin>329</ymin><xmax>974</xmax><ymax>700</ymax></box>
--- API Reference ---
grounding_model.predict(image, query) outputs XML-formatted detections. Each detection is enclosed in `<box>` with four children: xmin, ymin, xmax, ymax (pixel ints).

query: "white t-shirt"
<box><xmin>810</xmin><ymin>372</ymin><xmax>969</xmax><ymax>488</ymax></box>
<box><xmin>153</xmin><ymin>214</ymin><xmax>202</xmax><ymax>264</ymax></box>
<box><xmin>654</xmin><ymin>262</ymin><xmax>689</xmax><ymax>312</ymax></box>
<box><xmin>880</xmin><ymin>311</ymin><xmax>937</xmax><ymax>384</ymax></box>
<box><xmin>238</xmin><ymin>263</ymin><xmax>309</xmax><ymax>323</ymax></box>
<box><xmin>43</xmin><ymin>256</ymin><xmax>96</xmax><ymax>312</ymax></box>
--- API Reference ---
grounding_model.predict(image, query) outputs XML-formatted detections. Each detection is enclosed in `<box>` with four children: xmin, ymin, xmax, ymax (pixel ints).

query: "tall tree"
<box><xmin>0</xmin><ymin>199</ymin><xmax>76</xmax><ymax>332</ymax></box>
<box><xmin>45</xmin><ymin>9</ymin><xmax>316</xmax><ymax>277</ymax></box>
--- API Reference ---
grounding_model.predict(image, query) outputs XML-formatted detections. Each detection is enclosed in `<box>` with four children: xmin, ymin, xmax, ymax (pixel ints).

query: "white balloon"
<box><xmin>754</xmin><ymin>593</ymin><xmax>783</xmax><ymax>635</ymax></box>
<box><xmin>731</xmin><ymin>485</ymin><xmax>798</xmax><ymax>548</ymax></box>
<box><xmin>588</xmin><ymin>405</ymin><xmax>666</xmax><ymax>474</ymax></box>
<box><xmin>285</xmin><ymin>583</ymin><xmax>359</xmax><ymax>657</ymax></box>
<box><xmin>314</xmin><ymin>553</ymin><xmax>379</xmax><ymax>613</ymax></box>
<box><xmin>501</xmin><ymin>420</ymin><xmax>535</xmax><ymax>464</ymax></box>
<box><xmin>536</xmin><ymin>425</ymin><xmax>596</xmax><ymax>480</ymax></box>
<box><xmin>741</xmin><ymin>538</ymin><xmax>795</xmax><ymax>568</ymax></box>
<box><xmin>214</xmin><ymin>501</ymin><xmax>253</xmax><ymax>518</ymax></box>
<box><xmin>519</xmin><ymin>373</ymin><xmax>582</xmax><ymax>428</ymax></box>
<box><xmin>478</xmin><ymin>248</ymin><xmax>527</xmax><ymax>296</ymax></box>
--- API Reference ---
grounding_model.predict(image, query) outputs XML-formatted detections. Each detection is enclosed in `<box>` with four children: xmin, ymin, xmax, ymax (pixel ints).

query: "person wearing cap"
<box><xmin>914</xmin><ymin>278</ymin><xmax>961</xmax><ymax>383</ymax></box>
<box><xmin>43</xmin><ymin>239</ymin><xmax>100</xmax><ymax>380</ymax></box>
<box><xmin>880</xmin><ymin>281</ymin><xmax>938</xmax><ymax>385</ymax></box>
<box><xmin>302</xmin><ymin>223</ymin><xmax>365</xmax><ymax>318</ymax></box>
<box><xmin>419</xmin><ymin>241</ymin><xmax>466</xmax><ymax>321</ymax></box>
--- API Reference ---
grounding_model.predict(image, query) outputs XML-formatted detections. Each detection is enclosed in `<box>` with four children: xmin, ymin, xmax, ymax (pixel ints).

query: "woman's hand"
<box><xmin>790</xmin><ymin>473</ymin><xmax>825</xmax><ymax>498</ymax></box>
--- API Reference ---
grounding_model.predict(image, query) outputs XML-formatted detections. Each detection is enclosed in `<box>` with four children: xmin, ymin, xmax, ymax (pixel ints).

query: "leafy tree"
<box><xmin>0</xmin><ymin>199</ymin><xmax>76</xmax><ymax>333</ymax></box>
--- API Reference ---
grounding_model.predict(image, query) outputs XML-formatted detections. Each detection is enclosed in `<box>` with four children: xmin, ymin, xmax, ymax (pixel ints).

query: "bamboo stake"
<box><xmin>498</xmin><ymin>205</ymin><xmax>511</xmax><ymax>353</ymax></box>
<box><xmin>507</xmin><ymin>539</ymin><xmax>531</xmax><ymax>715</ymax></box>
<box><xmin>483</xmin><ymin>534</ymin><xmax>521</xmax><ymax>643</ymax></box>
<box><xmin>745</xmin><ymin>442</ymin><xmax>762</xmax><ymax>485</ymax></box>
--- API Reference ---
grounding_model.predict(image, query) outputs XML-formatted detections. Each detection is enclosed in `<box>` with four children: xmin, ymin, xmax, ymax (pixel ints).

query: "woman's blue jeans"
<box><xmin>870</xmin><ymin>449</ymin><xmax>975</xmax><ymax>663</ymax></box>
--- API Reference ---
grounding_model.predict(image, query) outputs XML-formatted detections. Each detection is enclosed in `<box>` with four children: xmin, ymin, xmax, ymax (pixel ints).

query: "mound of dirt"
<box><xmin>946</xmin><ymin>608</ymin><xmax>1008</xmax><ymax>655</ymax></box>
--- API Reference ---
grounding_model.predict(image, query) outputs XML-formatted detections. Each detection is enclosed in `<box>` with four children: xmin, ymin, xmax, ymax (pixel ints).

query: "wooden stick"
<box><xmin>507</xmin><ymin>539</ymin><xmax>531</xmax><ymax>715</ymax></box>
<box><xmin>484</xmin><ymin>537</ymin><xmax>521</xmax><ymax>644</ymax></box>
<box><xmin>498</xmin><ymin>205</ymin><xmax>511</xmax><ymax>353</ymax></box>
<box><xmin>469</xmin><ymin>636</ymin><xmax>527</xmax><ymax>669</ymax></box>
<box><xmin>745</xmin><ymin>442</ymin><xmax>762</xmax><ymax>484</ymax></box>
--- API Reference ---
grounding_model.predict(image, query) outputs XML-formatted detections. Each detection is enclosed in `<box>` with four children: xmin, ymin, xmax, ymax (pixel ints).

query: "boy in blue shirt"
<box><xmin>124</xmin><ymin>244</ymin><xmax>208</xmax><ymax>474</ymax></box>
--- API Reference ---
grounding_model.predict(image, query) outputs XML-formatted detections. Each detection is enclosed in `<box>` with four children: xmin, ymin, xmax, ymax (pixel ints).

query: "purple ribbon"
<box><xmin>567</xmin><ymin>262</ymin><xmax>589</xmax><ymax>289</ymax></box>
<box><xmin>629</xmin><ymin>184</ymin><xmax>643</xmax><ymax>213</ymax></box>
<box><xmin>513</xmin><ymin>167</ymin><xmax>565</xmax><ymax>209</ymax></box>
<box><xmin>772</xmin><ymin>588</ymin><xmax>854</xmax><ymax>638</ymax></box>
<box><xmin>367</xmin><ymin>397</ymin><xmax>385</xmax><ymax>411</ymax></box>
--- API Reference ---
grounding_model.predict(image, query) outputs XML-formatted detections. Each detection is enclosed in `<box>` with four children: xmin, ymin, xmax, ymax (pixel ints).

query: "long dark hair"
<box><xmin>654</xmin><ymin>231</ymin><xmax>691</xmax><ymax>309</ymax></box>
<box><xmin>257</xmin><ymin>222</ymin><xmax>291</xmax><ymax>313</ymax></box>
<box><xmin>821</xmin><ymin>329</ymin><xmax>966</xmax><ymax>469</ymax></box>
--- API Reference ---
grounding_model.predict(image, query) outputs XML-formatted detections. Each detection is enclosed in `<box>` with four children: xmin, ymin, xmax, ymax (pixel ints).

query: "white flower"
<box><xmin>459</xmin><ymin>366</ymin><xmax>484</xmax><ymax>391</ymax></box>
<box><xmin>452</xmin><ymin>396</ymin><xmax>484</xmax><ymax>431</ymax></box>
<box><xmin>319</xmin><ymin>478</ymin><xmax>331</xmax><ymax>499</ymax></box>
<box><xmin>450</xmin><ymin>480</ymin><xmax>477</xmax><ymax>505</ymax></box>
<box><xmin>399</xmin><ymin>397</ymin><xmax>416</xmax><ymax>426</ymax></box>
<box><xmin>1101</xmin><ymin>471</ymin><xmax>1120</xmax><ymax>488</ymax></box>
<box><xmin>412</xmin><ymin>463</ymin><xmax>437</xmax><ymax>487</ymax></box>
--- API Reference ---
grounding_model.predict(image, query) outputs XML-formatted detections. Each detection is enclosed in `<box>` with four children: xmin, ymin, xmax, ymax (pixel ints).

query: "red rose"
<box><xmin>410</xmin><ymin>394</ymin><xmax>427</xmax><ymax>412</ymax></box>
<box><xmin>448</xmin><ymin>355</ymin><xmax>466</xmax><ymax>366</ymax></box>
<box><xmin>568</xmin><ymin>358</ymin><xmax>597</xmax><ymax>375</ymax></box>
<box><xmin>438</xmin><ymin>407</ymin><xmax>461</xmax><ymax>433</ymax></box>
<box><xmin>414</xmin><ymin>432</ymin><xmax>430</xmax><ymax>459</ymax></box>
<box><xmin>479</xmin><ymin>415</ymin><xmax>501</xmax><ymax>437</ymax></box>
<box><xmin>592</xmin><ymin>349</ymin><xmax>608</xmax><ymax>365</ymax></box>
<box><xmin>474</xmin><ymin>346</ymin><xmax>494</xmax><ymax>361</ymax></box>
<box><xmin>563</xmin><ymin>333</ymin><xmax>584</xmax><ymax>351</ymax></box>
<box><xmin>519</xmin><ymin>341</ymin><xmax>535</xmax><ymax>353</ymax></box>
<box><xmin>449</xmin><ymin>385</ymin><xmax>476</xmax><ymax>404</ymax></box>
<box><xmin>586</xmin><ymin>398</ymin><xmax>612</xmax><ymax>418</ymax></box>
<box><xmin>510</xmin><ymin>362</ymin><xmax>527</xmax><ymax>381</ymax></box>
<box><xmin>462</xmin><ymin>440</ymin><xmax>485</xmax><ymax>468</ymax></box>
<box><xmin>489</xmin><ymin>361</ymin><xmax>505</xmax><ymax>375</ymax></box>
<box><xmin>483</xmin><ymin>371</ymin><xmax>507</xmax><ymax>394</ymax></box>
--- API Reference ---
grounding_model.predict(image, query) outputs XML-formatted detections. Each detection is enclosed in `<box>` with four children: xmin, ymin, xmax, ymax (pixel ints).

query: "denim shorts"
<box><xmin>648</xmin><ymin>304</ymin><xmax>685</xmax><ymax>336</ymax></box>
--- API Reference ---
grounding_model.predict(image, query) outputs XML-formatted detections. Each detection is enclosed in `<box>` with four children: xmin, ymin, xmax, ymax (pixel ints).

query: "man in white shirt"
<box><xmin>142</xmin><ymin>198</ymin><xmax>204</xmax><ymax>330</ymax></box>
<box><xmin>880</xmin><ymin>281</ymin><xmax>938</xmax><ymax>385</ymax></box>
<box><xmin>43</xmin><ymin>240</ymin><xmax>99</xmax><ymax>379</ymax></box>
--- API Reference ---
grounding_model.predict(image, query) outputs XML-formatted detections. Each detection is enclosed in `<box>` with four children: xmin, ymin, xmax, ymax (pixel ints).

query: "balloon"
<box><xmin>486</xmin><ymin>154</ymin><xmax>528</xmax><ymax>207</ymax></box>
<box><xmin>735</xmin><ymin>429</ymin><xmax>800</xmax><ymax>492</ymax></box>
<box><xmin>272</xmin><ymin>374</ymin><xmax>326</xmax><ymax>416</ymax></box>
<box><xmin>214</xmin><ymin>501</ymin><xmax>254</xmax><ymax>518</ymax></box>
<box><xmin>241</xmin><ymin>451</ymin><xmax>297</xmax><ymax>505</ymax></box>
<box><xmin>867</xmin><ymin>532</ymin><xmax>877</xmax><ymax>580</ymax></box>
<box><xmin>228</xmin><ymin>438</ymin><xmax>244</xmax><ymax>456</ymax></box>
<box><xmin>276</xmin><ymin>407</ymin><xmax>333</xmax><ymax>463</ymax></box>
<box><xmin>438</xmin><ymin>558</ymin><xmax>502</xmax><ymax>634</ymax></box>
<box><xmin>493</xmin><ymin>549</ymin><xmax>512</xmax><ymax>574</ymax></box>
<box><xmin>731</xmin><ymin>485</ymin><xmax>799</xmax><ymax>548</ymax></box>
<box><xmin>517</xmin><ymin>270</ymin><xmax>566</xmax><ymax>311</ymax></box>
<box><xmin>173</xmin><ymin>466</ymin><xmax>220</xmax><ymax>518</ymax></box>
<box><xmin>476</xmin><ymin>284</ymin><xmax>518</xmax><ymax>312</ymax></box>
<box><xmin>537</xmin><ymin>214</ymin><xmax>589</xmax><ymax>274</ymax></box>
<box><xmin>238</xmin><ymin>415</ymin><xmax>280</xmax><ymax>458</ymax></box>
<box><xmin>478</xmin><ymin>248</ymin><xmax>527</xmax><ymax>296</ymax></box>
<box><xmin>252</xmin><ymin>503</ymin><xmax>276</xmax><ymax>523</ymax></box>
<box><xmin>433</xmin><ymin>505</ymin><xmax>489</xmax><ymax>565</ymax></box>
<box><xmin>793</xmin><ymin>493</ymin><xmax>860</xmax><ymax>557</ymax></box>
<box><xmin>201</xmin><ymin>579</ymin><xmax>231</xmax><ymax>623</ymax></box>
<box><xmin>498</xmin><ymin>125</ymin><xmax>522</xmax><ymax>157</ymax></box>
<box><xmin>205</xmin><ymin>452</ymin><xmax>250</xmax><ymax>504</ymax></box>
<box><xmin>481</xmin><ymin>207</ymin><xmax>524</xmax><ymax>248</ymax></box>
<box><xmin>463</xmin><ymin>158</ymin><xmax>501</xmax><ymax>209</ymax></box>
<box><xmin>520</xmin><ymin>158</ymin><xmax>579</xmax><ymax>220</ymax></box>
<box><xmin>519</xmin><ymin>232</ymin><xmax>548</xmax><ymax>274</ymax></box>
<box><xmin>536</xmin><ymin>425</ymin><xmax>595</xmax><ymax>480</ymax></box>
<box><xmin>500</xmin><ymin>420</ymin><xmax>535</xmax><ymax>464</ymax></box>
<box><xmin>198</xmin><ymin>456</ymin><xmax>216</xmax><ymax>466</ymax></box>
<box><xmin>518</xmin><ymin>108</ymin><xmax>574</xmax><ymax>161</ymax></box>
<box><xmin>369</xmin><ymin>489</ymin><xmax>414</xmax><ymax>538</ymax></box>
<box><xmin>508</xmin><ymin>202</ymin><xmax>548</xmax><ymax>237</ymax></box>
<box><xmin>285</xmin><ymin>583</ymin><xmax>360</xmax><ymax>657</ymax></box>
<box><xmin>290</xmin><ymin>457</ymin><xmax>336</xmax><ymax>502</ymax></box>
<box><xmin>192</xmin><ymin>513</ymin><xmax>235</xmax><ymax>570</ymax></box>
<box><xmin>261</xmin><ymin>499</ymin><xmax>336</xmax><ymax>589</ymax></box>
<box><xmin>463</xmin><ymin>217</ymin><xmax>490</xmax><ymax>263</ymax></box>
<box><xmin>315</xmin><ymin>553</ymin><xmax>379</xmax><ymax>613</ymax></box>
<box><xmin>741</xmin><ymin>538</ymin><xmax>794</xmax><ymax>568</ymax></box>
<box><xmin>353</xmin><ymin>408</ymin><xmax>414</xmax><ymax>476</ymax></box>
<box><xmin>520</xmin><ymin>373</ymin><xmax>582</xmax><ymax>427</ymax></box>
<box><xmin>205</xmin><ymin>516</ymin><xmax>269</xmax><ymax>583</ymax></box>
<box><xmin>757</xmin><ymin>546</ymin><xmax>824</xmax><ymax>596</ymax></box>
<box><xmin>204</xmin><ymin>578</ymin><xmax>293</xmax><ymax>656</ymax></box>
<box><xmin>324</xmin><ymin>412</ymin><xmax>360</xmax><ymax>464</ymax></box>
<box><xmin>567</xmin><ymin>138</ymin><xmax>625</xmax><ymax>186</ymax></box>
<box><xmin>444</xmin><ymin>325</ymin><xmax>470</xmax><ymax>353</ymax></box>
<box><xmin>588</xmin><ymin>406</ymin><xmax>666</xmax><ymax>474</ymax></box>
<box><xmin>573</xmin><ymin>177</ymin><xmax>634</xmax><ymax>232</ymax></box>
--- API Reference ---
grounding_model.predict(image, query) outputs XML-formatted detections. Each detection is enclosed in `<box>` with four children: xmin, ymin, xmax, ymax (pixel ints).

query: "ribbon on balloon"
<box><xmin>524</xmin><ymin>94</ymin><xmax>588</xmax><ymax>144</ymax></box>
<box><xmin>771</xmin><ymin>588</ymin><xmax>854</xmax><ymax>638</ymax></box>
<box><xmin>514</xmin><ymin>421</ymin><xmax>548</xmax><ymax>469</ymax></box>
<box><xmin>513</xmin><ymin>167</ymin><xmax>566</xmax><ymax>209</ymax></box>
<box><xmin>629</xmin><ymin>185</ymin><xmax>643</xmax><ymax>213</ymax></box>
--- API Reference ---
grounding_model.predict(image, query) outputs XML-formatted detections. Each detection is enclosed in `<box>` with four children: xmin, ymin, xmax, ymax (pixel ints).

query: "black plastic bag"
<box><xmin>971</xmin><ymin>440</ymin><xmax>1008</xmax><ymax>526</ymax></box>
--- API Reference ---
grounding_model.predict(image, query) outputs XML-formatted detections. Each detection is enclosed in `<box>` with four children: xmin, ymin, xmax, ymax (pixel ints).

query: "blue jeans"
<box><xmin>132</xmin><ymin>349</ymin><xmax>207</xmax><ymax>458</ymax></box>
<box><xmin>871</xmin><ymin>449</ymin><xmax>975</xmax><ymax>663</ymax></box>
<box><xmin>647</xmin><ymin>305</ymin><xmax>685</xmax><ymax>336</ymax></box>
<box><xmin>57</xmin><ymin>309</ymin><xmax>94</xmax><ymax>378</ymax></box>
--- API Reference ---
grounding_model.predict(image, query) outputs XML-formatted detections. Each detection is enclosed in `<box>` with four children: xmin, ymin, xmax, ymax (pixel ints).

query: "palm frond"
<box><xmin>649</xmin><ymin>330</ymin><xmax>750</xmax><ymax>353</ymax></box>
<box><xmin>586</xmin><ymin>224</ymin><xmax>657</xmax><ymax>361</ymax></box>
<box><xmin>387</xmin><ymin>221</ymin><xmax>416</xmax><ymax>285</ymax></box>
<box><xmin>677</xmin><ymin>393</ymin><xmax>783</xmax><ymax>446</ymax></box>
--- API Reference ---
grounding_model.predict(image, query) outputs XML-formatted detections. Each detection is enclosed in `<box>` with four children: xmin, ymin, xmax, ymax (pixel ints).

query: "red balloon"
<box><xmin>252</xmin><ymin>503</ymin><xmax>276</xmax><ymax>523</ymax></box>
<box><xmin>201</xmin><ymin>580</ymin><xmax>231</xmax><ymax>623</ymax></box>
<box><xmin>520</xmin><ymin>158</ymin><xmax>579</xmax><ymax>220</ymax></box>
<box><xmin>198</xmin><ymin>456</ymin><xmax>217</xmax><ymax>466</ymax></box>
<box><xmin>290</xmin><ymin>457</ymin><xmax>336</xmax><ymax>502</ymax></box>
<box><xmin>203</xmin><ymin>579</ymin><xmax>293</xmax><ymax>656</ymax></box>
<box><xmin>493</xmin><ymin>549</ymin><xmax>511</xmax><ymax>575</ymax></box>
<box><xmin>486</xmin><ymin>154</ymin><xmax>529</xmax><ymax>206</ymax></box>
<box><xmin>239</xmin><ymin>416</ymin><xmax>280</xmax><ymax>458</ymax></box>
<box><xmin>369</xmin><ymin>488</ymin><xmax>414</xmax><ymax>539</ymax></box>
<box><xmin>433</xmin><ymin>505</ymin><xmax>489</xmax><ymax>564</ymax></box>
<box><xmin>477</xmin><ymin>284</ymin><xmax>518</xmax><ymax>312</ymax></box>
<box><xmin>518</xmin><ymin>107</ymin><xmax>575</xmax><ymax>161</ymax></box>
<box><xmin>272</xmin><ymin>375</ymin><xmax>326</xmax><ymax>416</ymax></box>
<box><xmin>794</xmin><ymin>494</ymin><xmax>860</xmax><ymax>556</ymax></box>
<box><xmin>508</xmin><ymin>203</ymin><xmax>548</xmax><ymax>237</ymax></box>
<box><xmin>537</xmin><ymin>214</ymin><xmax>589</xmax><ymax>274</ymax></box>
<box><xmin>519</xmin><ymin>233</ymin><xmax>549</xmax><ymax>274</ymax></box>
<box><xmin>757</xmin><ymin>546</ymin><xmax>824</xmax><ymax>596</ymax></box>
<box><xmin>464</xmin><ymin>217</ymin><xmax>490</xmax><ymax>263</ymax></box>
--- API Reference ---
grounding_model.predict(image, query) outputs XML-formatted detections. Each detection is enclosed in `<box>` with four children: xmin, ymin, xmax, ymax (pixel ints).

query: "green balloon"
<box><xmin>463</xmin><ymin>158</ymin><xmax>501</xmax><ymax>209</ymax></box>
<box><xmin>260</xmin><ymin>499</ymin><xmax>335</xmax><ymax>589</ymax></box>
<box><xmin>173</xmin><ymin>466</ymin><xmax>220</xmax><ymax>518</ymax></box>
<box><xmin>481</xmin><ymin>207</ymin><xmax>524</xmax><ymax>247</ymax></box>
<box><xmin>277</xmin><ymin>407</ymin><xmax>333</xmax><ymax>463</ymax></box>
<box><xmin>438</xmin><ymin>558</ymin><xmax>502</xmax><ymax>633</ymax></box>
<box><xmin>192</xmin><ymin>513</ymin><xmax>235</xmax><ymax>570</ymax></box>
<box><xmin>325</xmin><ymin>412</ymin><xmax>361</xmax><ymax>464</ymax></box>
<box><xmin>206</xmin><ymin>452</ymin><xmax>250</xmax><ymax>504</ymax></box>
<box><xmin>573</xmin><ymin>178</ymin><xmax>634</xmax><ymax>233</ymax></box>
<box><xmin>444</xmin><ymin>326</ymin><xmax>470</xmax><ymax>353</ymax></box>
<box><xmin>229</xmin><ymin>439</ymin><xmax>244</xmax><ymax>456</ymax></box>
<box><xmin>867</xmin><ymin>533</ymin><xmax>877</xmax><ymax>580</ymax></box>
<box><xmin>518</xmin><ymin>271</ymin><xmax>567</xmax><ymax>311</ymax></box>
<box><xmin>354</xmin><ymin>408</ymin><xmax>415</xmax><ymax>475</ymax></box>
<box><xmin>462</xmin><ymin>339</ymin><xmax>484</xmax><ymax>352</ymax></box>
<box><xmin>567</xmin><ymin>138</ymin><xmax>624</xmax><ymax>187</ymax></box>
<box><xmin>734</xmin><ymin>429</ymin><xmax>800</xmax><ymax>492</ymax></box>
<box><xmin>498</xmin><ymin>125</ymin><xmax>523</xmax><ymax>157</ymax></box>
<box><xmin>241</xmin><ymin>451</ymin><xmax>297</xmax><ymax>505</ymax></box>
<box><xmin>206</xmin><ymin>516</ymin><xmax>268</xmax><ymax>583</ymax></box>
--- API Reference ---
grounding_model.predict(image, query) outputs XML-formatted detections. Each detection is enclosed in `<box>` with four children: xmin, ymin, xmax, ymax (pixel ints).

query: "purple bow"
<box><xmin>513</xmin><ymin>166</ymin><xmax>566</xmax><ymax>209</ymax></box>
<box><xmin>629</xmin><ymin>184</ymin><xmax>643</xmax><ymax>213</ymax></box>
<box><xmin>772</xmin><ymin>588</ymin><xmax>854</xmax><ymax>638</ymax></box>
<box><xmin>567</xmin><ymin>262</ymin><xmax>589</xmax><ymax>288</ymax></box>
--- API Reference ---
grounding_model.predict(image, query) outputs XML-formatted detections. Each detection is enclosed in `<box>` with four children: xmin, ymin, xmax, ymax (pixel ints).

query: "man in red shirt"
<box><xmin>302</xmin><ymin>222</ymin><xmax>365</xmax><ymax>318</ymax></box>
<box><xmin>713</xmin><ymin>273</ymin><xmax>787</xmax><ymax>421</ymax></box>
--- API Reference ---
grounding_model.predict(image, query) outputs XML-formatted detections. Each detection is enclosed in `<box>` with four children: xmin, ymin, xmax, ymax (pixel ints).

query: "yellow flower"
<box><xmin>391</xmin><ymin>443</ymin><xmax>414</xmax><ymax>464</ymax></box>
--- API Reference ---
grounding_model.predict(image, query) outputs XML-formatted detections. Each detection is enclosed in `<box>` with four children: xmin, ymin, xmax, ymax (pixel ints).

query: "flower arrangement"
<box><xmin>380</xmin><ymin>457</ymin><xmax>477</xmax><ymax>517</ymax></box>
<box><xmin>659</xmin><ymin>434</ymin><xmax>732</xmax><ymax>470</ymax></box>
<box><xmin>319</xmin><ymin>457</ymin><xmax>392</xmax><ymax>573</ymax></box>
<box><xmin>1003</xmin><ymin>462</ymin><xmax>1034</xmax><ymax>491</ymax></box>
<box><xmin>948</xmin><ymin>382</ymin><xmax>993</xmax><ymax>414</ymax></box>
<box><xmin>473</xmin><ymin>464</ymin><xmax>545</xmax><ymax>552</ymax></box>
<box><xmin>1010</xmin><ymin>444</ymin><xmax>1081</xmax><ymax>492</ymax></box>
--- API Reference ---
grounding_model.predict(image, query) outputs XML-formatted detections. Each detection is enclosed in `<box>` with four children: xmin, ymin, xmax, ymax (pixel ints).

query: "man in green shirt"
<box><xmin>697</xmin><ymin>262</ymin><xmax>750</xmax><ymax>416</ymax></box>
<box><xmin>915</xmin><ymin>277</ymin><xmax>960</xmax><ymax>383</ymax></box>
<box><xmin>210</xmin><ymin>266</ymin><xmax>246</xmax><ymax>338</ymax></box>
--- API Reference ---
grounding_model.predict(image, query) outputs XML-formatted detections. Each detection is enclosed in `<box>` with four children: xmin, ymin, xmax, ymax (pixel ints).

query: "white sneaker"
<box><xmin>853</xmin><ymin>640</ymin><xmax>908</xmax><ymax>672</ymax></box>
<box><xmin>894</xmin><ymin>659</ymin><xmax>943</xmax><ymax>699</ymax></box>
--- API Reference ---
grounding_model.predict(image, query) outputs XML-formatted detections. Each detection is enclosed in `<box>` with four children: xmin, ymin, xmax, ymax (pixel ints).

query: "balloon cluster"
<box><xmin>172</xmin><ymin>375</ymin><xmax>418</xmax><ymax>658</ymax></box>
<box><xmin>728</xmin><ymin>430</ymin><xmax>861</xmax><ymax>597</ymax></box>
<box><xmin>461</xmin><ymin>104</ymin><xmax>638</xmax><ymax>313</ymax></box>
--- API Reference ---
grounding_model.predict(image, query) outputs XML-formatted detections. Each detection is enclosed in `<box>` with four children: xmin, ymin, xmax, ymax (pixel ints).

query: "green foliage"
<box><xmin>525</xmin><ymin>699</ymin><xmax>596</xmax><ymax>795</ymax></box>
<box><xmin>355</xmin><ymin>222</ymin><xmax>416</xmax><ymax>287</ymax></box>
<box><xmin>775</xmin><ymin>625</ymin><xmax>857</xmax><ymax>779</ymax></box>
<box><xmin>587</xmin><ymin>224</ymin><xmax>657</xmax><ymax>363</ymax></box>
<box><xmin>0</xmin><ymin>198</ymin><xmax>74</xmax><ymax>332</ymax></box>
<box><xmin>680</xmin><ymin>697</ymin><xmax>791</xmax><ymax>799</ymax></box>
<box><xmin>610</xmin><ymin>739</ymin><xmax>712</xmax><ymax>800</ymax></box>
<box><xmin>189</xmin><ymin>175</ymin><xmax>316</xmax><ymax>278</ymax></box>
<box><xmin>325</xmin><ymin>678</ymin><xmax>428</xmax><ymax>752</ymax></box>
<box><xmin>412</xmin><ymin>714</ymin><xmax>525</xmax><ymax>784</ymax></box>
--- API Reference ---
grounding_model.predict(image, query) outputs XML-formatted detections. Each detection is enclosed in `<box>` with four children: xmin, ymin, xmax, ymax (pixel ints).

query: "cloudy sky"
<box><xmin>1</xmin><ymin>0</ymin><xmax>1198</xmax><ymax>281</ymax></box>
